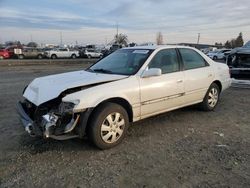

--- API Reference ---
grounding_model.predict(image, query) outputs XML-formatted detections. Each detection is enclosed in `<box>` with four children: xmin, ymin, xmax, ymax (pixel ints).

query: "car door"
<box><xmin>30</xmin><ymin>48</ymin><xmax>37</xmax><ymax>58</ymax></box>
<box><xmin>140</xmin><ymin>48</ymin><xmax>185</xmax><ymax>118</ymax></box>
<box><xmin>178</xmin><ymin>48</ymin><xmax>214</xmax><ymax>104</ymax></box>
<box><xmin>62</xmin><ymin>49</ymin><xmax>68</xmax><ymax>58</ymax></box>
<box><xmin>56</xmin><ymin>49</ymin><xmax>62</xmax><ymax>58</ymax></box>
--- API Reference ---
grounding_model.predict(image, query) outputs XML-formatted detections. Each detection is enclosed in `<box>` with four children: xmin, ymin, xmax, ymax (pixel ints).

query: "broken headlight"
<box><xmin>59</xmin><ymin>102</ymin><xmax>77</xmax><ymax>114</ymax></box>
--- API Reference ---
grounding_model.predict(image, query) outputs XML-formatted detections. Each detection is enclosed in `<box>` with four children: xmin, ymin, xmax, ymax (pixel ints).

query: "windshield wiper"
<box><xmin>91</xmin><ymin>68</ymin><xmax>113</xmax><ymax>74</ymax></box>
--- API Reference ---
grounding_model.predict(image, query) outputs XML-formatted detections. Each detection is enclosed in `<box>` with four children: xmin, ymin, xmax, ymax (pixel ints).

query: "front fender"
<box><xmin>62</xmin><ymin>76</ymin><xmax>140</xmax><ymax>112</ymax></box>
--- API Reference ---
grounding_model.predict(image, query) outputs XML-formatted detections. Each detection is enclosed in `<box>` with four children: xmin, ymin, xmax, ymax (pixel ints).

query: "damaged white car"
<box><xmin>17</xmin><ymin>46</ymin><xmax>231</xmax><ymax>149</ymax></box>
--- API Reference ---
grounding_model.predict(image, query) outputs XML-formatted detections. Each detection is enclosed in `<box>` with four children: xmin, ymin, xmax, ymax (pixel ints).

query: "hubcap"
<box><xmin>208</xmin><ymin>88</ymin><xmax>219</xmax><ymax>108</ymax></box>
<box><xmin>101</xmin><ymin>112</ymin><xmax>125</xmax><ymax>144</ymax></box>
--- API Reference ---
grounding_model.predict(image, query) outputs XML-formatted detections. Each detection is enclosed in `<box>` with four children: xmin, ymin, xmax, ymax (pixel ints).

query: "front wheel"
<box><xmin>51</xmin><ymin>54</ymin><xmax>57</xmax><ymax>59</ymax></box>
<box><xmin>199</xmin><ymin>83</ymin><xmax>220</xmax><ymax>111</ymax></box>
<box><xmin>71</xmin><ymin>54</ymin><xmax>77</xmax><ymax>59</ymax></box>
<box><xmin>88</xmin><ymin>103</ymin><xmax>129</xmax><ymax>149</ymax></box>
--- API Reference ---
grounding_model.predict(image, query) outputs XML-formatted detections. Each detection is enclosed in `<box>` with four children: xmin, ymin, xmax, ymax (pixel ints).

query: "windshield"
<box><xmin>88</xmin><ymin>49</ymin><xmax>153</xmax><ymax>75</ymax></box>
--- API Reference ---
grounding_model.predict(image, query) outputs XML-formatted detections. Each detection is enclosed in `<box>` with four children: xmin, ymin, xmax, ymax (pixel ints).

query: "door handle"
<box><xmin>177</xmin><ymin>80</ymin><xmax>183</xmax><ymax>83</ymax></box>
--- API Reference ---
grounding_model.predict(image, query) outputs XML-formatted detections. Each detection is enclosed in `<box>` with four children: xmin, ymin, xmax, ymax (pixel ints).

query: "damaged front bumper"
<box><xmin>16</xmin><ymin>101</ymin><xmax>41</xmax><ymax>137</ymax></box>
<box><xmin>16</xmin><ymin>101</ymin><xmax>82</xmax><ymax>140</ymax></box>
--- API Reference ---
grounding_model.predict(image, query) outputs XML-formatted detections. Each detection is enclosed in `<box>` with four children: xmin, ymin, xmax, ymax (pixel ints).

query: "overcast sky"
<box><xmin>0</xmin><ymin>0</ymin><xmax>250</xmax><ymax>45</ymax></box>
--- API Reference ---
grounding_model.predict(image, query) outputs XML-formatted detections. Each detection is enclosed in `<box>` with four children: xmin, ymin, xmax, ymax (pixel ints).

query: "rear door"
<box><xmin>178</xmin><ymin>48</ymin><xmax>214</xmax><ymax>104</ymax></box>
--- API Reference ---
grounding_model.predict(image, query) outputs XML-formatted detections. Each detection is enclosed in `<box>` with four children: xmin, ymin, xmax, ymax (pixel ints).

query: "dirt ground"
<box><xmin>0</xmin><ymin>63</ymin><xmax>249</xmax><ymax>188</ymax></box>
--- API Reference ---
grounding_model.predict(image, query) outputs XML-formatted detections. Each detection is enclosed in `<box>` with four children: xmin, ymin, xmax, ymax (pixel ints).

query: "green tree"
<box><xmin>27</xmin><ymin>42</ymin><xmax>38</xmax><ymax>48</ymax></box>
<box><xmin>156</xmin><ymin>32</ymin><xmax>164</xmax><ymax>45</ymax></box>
<box><xmin>224</xmin><ymin>32</ymin><xmax>244</xmax><ymax>49</ymax></box>
<box><xmin>215</xmin><ymin>42</ymin><xmax>223</xmax><ymax>47</ymax></box>
<box><xmin>224</xmin><ymin>40</ymin><xmax>231</xmax><ymax>48</ymax></box>
<box><xmin>235</xmin><ymin>32</ymin><xmax>244</xmax><ymax>47</ymax></box>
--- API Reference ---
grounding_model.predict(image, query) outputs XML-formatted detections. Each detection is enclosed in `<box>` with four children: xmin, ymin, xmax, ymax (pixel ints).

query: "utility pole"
<box><xmin>197</xmin><ymin>33</ymin><xmax>200</xmax><ymax>44</ymax></box>
<box><xmin>60</xmin><ymin>32</ymin><xmax>63</xmax><ymax>46</ymax></box>
<box><xmin>116</xmin><ymin>22</ymin><xmax>119</xmax><ymax>36</ymax></box>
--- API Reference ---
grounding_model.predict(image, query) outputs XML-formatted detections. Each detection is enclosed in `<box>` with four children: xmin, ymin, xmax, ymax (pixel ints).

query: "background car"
<box><xmin>227</xmin><ymin>50</ymin><xmax>250</xmax><ymax>80</ymax></box>
<box><xmin>207</xmin><ymin>49</ymin><xmax>231</xmax><ymax>60</ymax></box>
<box><xmin>0</xmin><ymin>48</ymin><xmax>11</xmax><ymax>59</ymax></box>
<box><xmin>84</xmin><ymin>49</ymin><xmax>103</xmax><ymax>58</ymax></box>
<box><xmin>15</xmin><ymin>47</ymin><xmax>45</xmax><ymax>59</ymax></box>
<box><xmin>44</xmin><ymin>48</ymin><xmax>79</xmax><ymax>59</ymax></box>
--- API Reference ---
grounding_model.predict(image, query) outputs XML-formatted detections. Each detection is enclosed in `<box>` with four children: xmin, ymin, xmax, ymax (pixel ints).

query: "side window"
<box><xmin>148</xmin><ymin>49</ymin><xmax>179</xmax><ymax>74</ymax></box>
<box><xmin>179</xmin><ymin>48</ymin><xmax>207</xmax><ymax>70</ymax></box>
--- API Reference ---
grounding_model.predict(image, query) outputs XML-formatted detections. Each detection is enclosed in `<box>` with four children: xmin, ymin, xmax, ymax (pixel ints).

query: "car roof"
<box><xmin>123</xmin><ymin>45</ymin><xmax>196</xmax><ymax>50</ymax></box>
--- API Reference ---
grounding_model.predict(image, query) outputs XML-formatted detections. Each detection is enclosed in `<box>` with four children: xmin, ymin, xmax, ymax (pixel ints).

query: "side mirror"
<box><xmin>141</xmin><ymin>68</ymin><xmax>162</xmax><ymax>78</ymax></box>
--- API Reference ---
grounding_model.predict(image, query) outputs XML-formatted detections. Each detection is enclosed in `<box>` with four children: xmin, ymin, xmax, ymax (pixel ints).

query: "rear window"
<box><xmin>179</xmin><ymin>48</ymin><xmax>208</xmax><ymax>70</ymax></box>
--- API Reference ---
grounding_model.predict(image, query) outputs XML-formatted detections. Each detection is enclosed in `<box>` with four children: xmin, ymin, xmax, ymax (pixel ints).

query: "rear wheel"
<box><xmin>18</xmin><ymin>54</ymin><xmax>25</xmax><ymax>59</ymax></box>
<box><xmin>200</xmin><ymin>83</ymin><xmax>220</xmax><ymax>111</ymax></box>
<box><xmin>213</xmin><ymin>56</ymin><xmax>218</xmax><ymax>60</ymax></box>
<box><xmin>87</xmin><ymin>54</ymin><xmax>91</xmax><ymax>59</ymax></box>
<box><xmin>88</xmin><ymin>103</ymin><xmax>129</xmax><ymax>149</ymax></box>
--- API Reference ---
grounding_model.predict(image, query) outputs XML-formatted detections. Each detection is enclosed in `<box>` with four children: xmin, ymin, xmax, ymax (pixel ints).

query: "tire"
<box><xmin>37</xmin><ymin>54</ymin><xmax>43</xmax><ymax>59</ymax></box>
<box><xmin>88</xmin><ymin>103</ymin><xmax>129</xmax><ymax>149</ymax></box>
<box><xmin>87</xmin><ymin>55</ymin><xmax>91</xmax><ymax>59</ymax></box>
<box><xmin>71</xmin><ymin>54</ymin><xmax>77</xmax><ymax>59</ymax></box>
<box><xmin>213</xmin><ymin>56</ymin><xmax>218</xmax><ymax>60</ymax></box>
<box><xmin>199</xmin><ymin>83</ymin><xmax>220</xmax><ymax>111</ymax></box>
<box><xmin>51</xmin><ymin>54</ymin><xmax>57</xmax><ymax>59</ymax></box>
<box><xmin>18</xmin><ymin>54</ymin><xmax>25</xmax><ymax>59</ymax></box>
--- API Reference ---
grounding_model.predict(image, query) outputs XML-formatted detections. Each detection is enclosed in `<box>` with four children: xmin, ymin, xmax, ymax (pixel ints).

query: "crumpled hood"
<box><xmin>23</xmin><ymin>70</ymin><xmax>127</xmax><ymax>106</ymax></box>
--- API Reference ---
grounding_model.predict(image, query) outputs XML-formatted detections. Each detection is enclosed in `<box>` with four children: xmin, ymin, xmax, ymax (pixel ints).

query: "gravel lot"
<box><xmin>0</xmin><ymin>62</ymin><xmax>249</xmax><ymax>188</ymax></box>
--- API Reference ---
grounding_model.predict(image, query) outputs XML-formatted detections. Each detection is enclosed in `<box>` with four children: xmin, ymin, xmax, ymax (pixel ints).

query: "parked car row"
<box><xmin>0</xmin><ymin>47</ymin><xmax>103</xmax><ymax>60</ymax></box>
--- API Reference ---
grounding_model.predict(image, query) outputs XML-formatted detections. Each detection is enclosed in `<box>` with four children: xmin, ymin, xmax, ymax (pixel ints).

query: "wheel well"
<box><xmin>92</xmin><ymin>98</ymin><xmax>133</xmax><ymax>122</ymax></box>
<box><xmin>213</xmin><ymin>80</ymin><xmax>222</xmax><ymax>92</ymax></box>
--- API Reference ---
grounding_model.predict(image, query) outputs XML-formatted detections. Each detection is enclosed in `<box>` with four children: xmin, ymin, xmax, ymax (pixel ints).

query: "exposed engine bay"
<box><xmin>20</xmin><ymin>98</ymin><xmax>82</xmax><ymax>139</ymax></box>
<box><xmin>18</xmin><ymin>85</ymin><xmax>97</xmax><ymax>140</ymax></box>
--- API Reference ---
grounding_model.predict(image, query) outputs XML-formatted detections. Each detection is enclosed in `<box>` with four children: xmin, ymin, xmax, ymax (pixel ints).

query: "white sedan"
<box><xmin>207</xmin><ymin>49</ymin><xmax>231</xmax><ymax>60</ymax></box>
<box><xmin>17</xmin><ymin>46</ymin><xmax>231</xmax><ymax>149</ymax></box>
